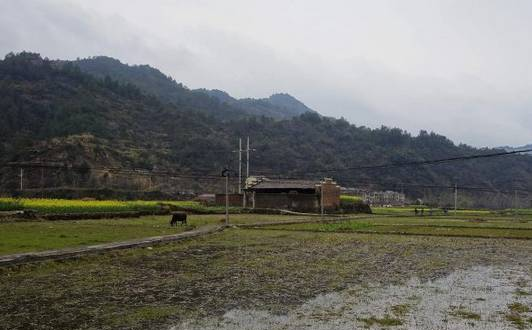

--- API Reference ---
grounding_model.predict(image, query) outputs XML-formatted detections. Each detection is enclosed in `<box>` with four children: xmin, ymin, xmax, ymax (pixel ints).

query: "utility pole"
<box><xmin>514</xmin><ymin>189</ymin><xmax>518</xmax><ymax>218</ymax></box>
<box><xmin>454</xmin><ymin>183</ymin><xmax>458</xmax><ymax>216</ymax></box>
<box><xmin>245</xmin><ymin>136</ymin><xmax>255</xmax><ymax>179</ymax></box>
<box><xmin>320</xmin><ymin>181</ymin><xmax>324</xmax><ymax>218</ymax></box>
<box><xmin>222</xmin><ymin>168</ymin><xmax>230</xmax><ymax>226</ymax></box>
<box><xmin>233</xmin><ymin>138</ymin><xmax>243</xmax><ymax>194</ymax></box>
<box><xmin>243</xmin><ymin>137</ymin><xmax>256</xmax><ymax>209</ymax></box>
<box><xmin>19</xmin><ymin>168</ymin><xmax>24</xmax><ymax>191</ymax></box>
<box><xmin>238</xmin><ymin>138</ymin><xmax>242</xmax><ymax>194</ymax></box>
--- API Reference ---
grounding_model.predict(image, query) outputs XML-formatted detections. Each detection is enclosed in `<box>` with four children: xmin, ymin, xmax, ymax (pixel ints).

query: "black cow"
<box><xmin>170</xmin><ymin>212</ymin><xmax>187</xmax><ymax>226</ymax></box>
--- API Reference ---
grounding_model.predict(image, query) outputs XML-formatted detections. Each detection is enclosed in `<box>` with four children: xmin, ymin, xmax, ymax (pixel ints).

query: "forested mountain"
<box><xmin>1</xmin><ymin>52</ymin><xmax>532</xmax><ymax>207</ymax></box>
<box><xmin>72</xmin><ymin>56</ymin><xmax>313</xmax><ymax>120</ymax></box>
<box><xmin>199</xmin><ymin>89</ymin><xmax>315</xmax><ymax>119</ymax></box>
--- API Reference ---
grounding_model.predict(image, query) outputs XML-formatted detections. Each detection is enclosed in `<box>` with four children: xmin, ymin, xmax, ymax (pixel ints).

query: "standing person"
<box><xmin>414</xmin><ymin>208</ymin><xmax>419</xmax><ymax>216</ymax></box>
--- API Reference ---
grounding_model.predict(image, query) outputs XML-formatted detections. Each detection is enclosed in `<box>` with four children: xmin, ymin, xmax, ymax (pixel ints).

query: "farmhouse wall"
<box><xmin>320</xmin><ymin>179</ymin><xmax>341</xmax><ymax>210</ymax></box>
<box><xmin>253</xmin><ymin>193</ymin><xmax>319</xmax><ymax>212</ymax></box>
<box><xmin>215</xmin><ymin>194</ymin><xmax>243</xmax><ymax>207</ymax></box>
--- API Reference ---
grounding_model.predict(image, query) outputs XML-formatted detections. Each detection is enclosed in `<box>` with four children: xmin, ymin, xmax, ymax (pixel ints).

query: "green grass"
<box><xmin>508</xmin><ymin>302</ymin><xmax>531</xmax><ymax>313</ymax></box>
<box><xmin>358</xmin><ymin>315</ymin><xmax>403</xmax><ymax>327</ymax></box>
<box><xmin>354</xmin><ymin>216</ymin><xmax>532</xmax><ymax>229</ymax></box>
<box><xmin>265</xmin><ymin>215</ymin><xmax>532</xmax><ymax>239</ymax></box>
<box><xmin>11</xmin><ymin>209</ymin><xmax>525</xmax><ymax>256</ymax></box>
<box><xmin>0</xmin><ymin>198</ymin><xmax>160</xmax><ymax>213</ymax></box>
<box><xmin>160</xmin><ymin>200</ymin><xmax>242</xmax><ymax>214</ymax></box>
<box><xmin>0</xmin><ymin>198</ymin><xmax>240</xmax><ymax>214</ymax></box>
<box><xmin>340</xmin><ymin>195</ymin><xmax>362</xmax><ymax>202</ymax></box>
<box><xmin>0</xmin><ymin>214</ymin><xmax>311</xmax><ymax>255</ymax></box>
<box><xmin>450</xmin><ymin>308</ymin><xmax>481</xmax><ymax>321</ymax></box>
<box><xmin>372</xmin><ymin>206</ymin><xmax>492</xmax><ymax>217</ymax></box>
<box><xmin>391</xmin><ymin>304</ymin><xmax>410</xmax><ymax>317</ymax></box>
<box><xmin>505</xmin><ymin>312</ymin><xmax>532</xmax><ymax>329</ymax></box>
<box><xmin>0</xmin><ymin>215</ymin><xmax>191</xmax><ymax>254</ymax></box>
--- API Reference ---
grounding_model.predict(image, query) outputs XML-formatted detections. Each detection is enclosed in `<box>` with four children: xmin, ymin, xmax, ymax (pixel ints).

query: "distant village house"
<box><xmin>214</xmin><ymin>177</ymin><xmax>341</xmax><ymax>212</ymax></box>
<box><xmin>243</xmin><ymin>177</ymin><xmax>341</xmax><ymax>212</ymax></box>
<box><xmin>342</xmin><ymin>187</ymin><xmax>406</xmax><ymax>207</ymax></box>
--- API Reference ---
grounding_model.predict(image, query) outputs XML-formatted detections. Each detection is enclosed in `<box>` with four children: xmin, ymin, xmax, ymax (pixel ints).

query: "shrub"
<box><xmin>340</xmin><ymin>195</ymin><xmax>372</xmax><ymax>214</ymax></box>
<box><xmin>0</xmin><ymin>198</ymin><xmax>24</xmax><ymax>211</ymax></box>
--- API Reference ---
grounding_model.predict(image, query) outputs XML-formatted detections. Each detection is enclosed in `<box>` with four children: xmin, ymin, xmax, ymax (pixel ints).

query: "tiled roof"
<box><xmin>248</xmin><ymin>179</ymin><xmax>319</xmax><ymax>190</ymax></box>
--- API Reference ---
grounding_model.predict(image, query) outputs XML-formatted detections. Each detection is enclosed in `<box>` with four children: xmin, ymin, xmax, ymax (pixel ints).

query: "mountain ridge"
<box><xmin>71</xmin><ymin>56</ymin><xmax>313</xmax><ymax>120</ymax></box>
<box><xmin>1</xmin><ymin>52</ymin><xmax>531</xmax><ymax>208</ymax></box>
<box><xmin>500</xmin><ymin>144</ymin><xmax>532</xmax><ymax>154</ymax></box>
<box><xmin>199</xmin><ymin>89</ymin><xmax>315</xmax><ymax>119</ymax></box>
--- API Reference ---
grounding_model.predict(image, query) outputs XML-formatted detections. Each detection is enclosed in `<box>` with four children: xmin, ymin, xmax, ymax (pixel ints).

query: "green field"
<box><xmin>1</xmin><ymin>209</ymin><xmax>532</xmax><ymax>329</ymax></box>
<box><xmin>0</xmin><ymin>198</ymin><xmax>237</xmax><ymax>214</ymax></box>
<box><xmin>2</xmin><ymin>210</ymin><xmax>532</xmax><ymax>255</ymax></box>
<box><xmin>265</xmin><ymin>215</ymin><xmax>532</xmax><ymax>239</ymax></box>
<box><xmin>3</xmin><ymin>198</ymin><xmax>532</xmax><ymax>256</ymax></box>
<box><xmin>339</xmin><ymin>195</ymin><xmax>362</xmax><ymax>202</ymax></box>
<box><xmin>0</xmin><ymin>214</ymin><xmax>313</xmax><ymax>255</ymax></box>
<box><xmin>372</xmin><ymin>205</ymin><xmax>494</xmax><ymax>217</ymax></box>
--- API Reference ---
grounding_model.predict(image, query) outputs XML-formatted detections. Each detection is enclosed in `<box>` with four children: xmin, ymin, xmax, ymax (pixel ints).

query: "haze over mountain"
<box><xmin>1</xmin><ymin>52</ymin><xmax>532</xmax><ymax>207</ymax></box>
<box><xmin>200</xmin><ymin>89</ymin><xmax>314</xmax><ymax>119</ymax></box>
<box><xmin>501</xmin><ymin>144</ymin><xmax>532</xmax><ymax>155</ymax></box>
<box><xmin>3</xmin><ymin>1</ymin><xmax>532</xmax><ymax>147</ymax></box>
<box><xmin>73</xmin><ymin>56</ymin><xmax>313</xmax><ymax>120</ymax></box>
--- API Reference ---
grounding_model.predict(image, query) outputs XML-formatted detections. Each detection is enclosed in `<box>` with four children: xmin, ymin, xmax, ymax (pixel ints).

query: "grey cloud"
<box><xmin>2</xmin><ymin>0</ymin><xmax>532</xmax><ymax>147</ymax></box>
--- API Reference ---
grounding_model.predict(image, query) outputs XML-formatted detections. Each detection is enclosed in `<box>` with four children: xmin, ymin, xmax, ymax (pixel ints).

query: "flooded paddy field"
<box><xmin>1</xmin><ymin>222</ymin><xmax>531</xmax><ymax>329</ymax></box>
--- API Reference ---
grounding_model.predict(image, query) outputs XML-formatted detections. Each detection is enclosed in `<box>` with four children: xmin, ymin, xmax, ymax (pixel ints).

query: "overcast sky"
<box><xmin>2</xmin><ymin>0</ymin><xmax>532</xmax><ymax>147</ymax></box>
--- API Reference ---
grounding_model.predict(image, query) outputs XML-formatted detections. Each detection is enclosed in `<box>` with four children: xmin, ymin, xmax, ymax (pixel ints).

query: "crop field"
<box><xmin>371</xmin><ymin>205</ymin><xmax>493</xmax><ymax>216</ymax></box>
<box><xmin>0</xmin><ymin>214</ymin><xmax>310</xmax><ymax>255</ymax></box>
<box><xmin>1</xmin><ymin>211</ymin><xmax>532</xmax><ymax>329</ymax></box>
<box><xmin>264</xmin><ymin>216</ymin><xmax>532</xmax><ymax>239</ymax></box>
<box><xmin>0</xmin><ymin>198</ymin><xmax>236</xmax><ymax>214</ymax></box>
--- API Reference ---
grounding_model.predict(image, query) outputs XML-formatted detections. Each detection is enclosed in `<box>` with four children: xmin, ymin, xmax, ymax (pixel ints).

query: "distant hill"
<box><xmin>199</xmin><ymin>89</ymin><xmax>315</xmax><ymax>119</ymax></box>
<box><xmin>500</xmin><ymin>144</ymin><xmax>532</xmax><ymax>155</ymax></box>
<box><xmin>1</xmin><ymin>52</ymin><xmax>532</xmax><ymax>207</ymax></box>
<box><xmin>71</xmin><ymin>56</ymin><xmax>313</xmax><ymax>120</ymax></box>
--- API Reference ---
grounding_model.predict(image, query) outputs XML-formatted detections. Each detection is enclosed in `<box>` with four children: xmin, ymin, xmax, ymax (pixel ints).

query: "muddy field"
<box><xmin>179</xmin><ymin>265</ymin><xmax>532</xmax><ymax>329</ymax></box>
<box><xmin>1</xmin><ymin>228</ymin><xmax>531</xmax><ymax>329</ymax></box>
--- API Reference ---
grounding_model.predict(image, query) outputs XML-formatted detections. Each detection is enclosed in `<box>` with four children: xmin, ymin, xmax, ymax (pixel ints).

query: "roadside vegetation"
<box><xmin>339</xmin><ymin>195</ymin><xmax>372</xmax><ymax>213</ymax></box>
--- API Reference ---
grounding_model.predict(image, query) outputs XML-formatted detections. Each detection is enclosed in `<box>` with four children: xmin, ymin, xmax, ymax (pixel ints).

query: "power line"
<box><xmin>3</xmin><ymin>148</ymin><xmax>532</xmax><ymax>191</ymax></box>
<box><xmin>281</xmin><ymin>148</ymin><xmax>532</xmax><ymax>176</ymax></box>
<box><xmin>1</xmin><ymin>162</ymin><xmax>237</xmax><ymax>181</ymax></box>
